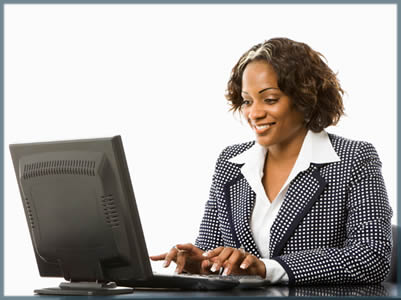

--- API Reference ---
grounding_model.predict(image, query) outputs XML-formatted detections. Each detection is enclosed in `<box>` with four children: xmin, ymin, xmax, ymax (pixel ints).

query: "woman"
<box><xmin>150</xmin><ymin>37</ymin><xmax>393</xmax><ymax>285</ymax></box>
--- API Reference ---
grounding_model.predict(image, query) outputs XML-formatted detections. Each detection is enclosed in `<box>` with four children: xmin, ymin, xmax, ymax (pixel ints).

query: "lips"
<box><xmin>252</xmin><ymin>122</ymin><xmax>276</xmax><ymax>134</ymax></box>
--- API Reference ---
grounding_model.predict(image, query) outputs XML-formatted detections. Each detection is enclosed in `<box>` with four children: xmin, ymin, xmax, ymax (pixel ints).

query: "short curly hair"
<box><xmin>226</xmin><ymin>37</ymin><xmax>344</xmax><ymax>132</ymax></box>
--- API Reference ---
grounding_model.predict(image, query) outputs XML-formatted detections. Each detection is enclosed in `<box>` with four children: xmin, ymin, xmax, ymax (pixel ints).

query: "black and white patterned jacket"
<box><xmin>195</xmin><ymin>133</ymin><xmax>392</xmax><ymax>285</ymax></box>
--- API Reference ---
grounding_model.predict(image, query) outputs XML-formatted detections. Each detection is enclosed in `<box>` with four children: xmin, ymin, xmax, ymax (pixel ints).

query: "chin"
<box><xmin>255</xmin><ymin>136</ymin><xmax>272</xmax><ymax>148</ymax></box>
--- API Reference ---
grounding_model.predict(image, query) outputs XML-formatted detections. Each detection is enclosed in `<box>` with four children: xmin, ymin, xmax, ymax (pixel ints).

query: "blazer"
<box><xmin>194</xmin><ymin>133</ymin><xmax>393</xmax><ymax>285</ymax></box>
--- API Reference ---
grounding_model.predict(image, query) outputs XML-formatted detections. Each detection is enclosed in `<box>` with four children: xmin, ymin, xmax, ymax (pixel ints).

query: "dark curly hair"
<box><xmin>226</xmin><ymin>37</ymin><xmax>344</xmax><ymax>132</ymax></box>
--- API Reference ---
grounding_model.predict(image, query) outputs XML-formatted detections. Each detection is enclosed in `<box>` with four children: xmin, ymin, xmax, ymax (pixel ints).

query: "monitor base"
<box><xmin>34</xmin><ymin>281</ymin><xmax>134</xmax><ymax>296</ymax></box>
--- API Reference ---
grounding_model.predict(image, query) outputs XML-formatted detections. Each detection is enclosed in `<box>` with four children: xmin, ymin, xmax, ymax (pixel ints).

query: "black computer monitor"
<box><xmin>9</xmin><ymin>135</ymin><xmax>152</xmax><ymax>295</ymax></box>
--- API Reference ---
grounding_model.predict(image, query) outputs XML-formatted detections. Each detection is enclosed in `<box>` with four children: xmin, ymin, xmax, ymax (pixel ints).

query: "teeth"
<box><xmin>255</xmin><ymin>124</ymin><xmax>272</xmax><ymax>130</ymax></box>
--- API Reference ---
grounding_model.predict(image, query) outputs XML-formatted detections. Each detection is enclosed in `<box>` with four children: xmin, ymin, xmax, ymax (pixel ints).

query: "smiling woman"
<box><xmin>240</xmin><ymin>61</ymin><xmax>308</xmax><ymax>202</ymax></box>
<box><xmin>240</xmin><ymin>61</ymin><xmax>307</xmax><ymax>150</ymax></box>
<box><xmin>150</xmin><ymin>37</ymin><xmax>393</xmax><ymax>285</ymax></box>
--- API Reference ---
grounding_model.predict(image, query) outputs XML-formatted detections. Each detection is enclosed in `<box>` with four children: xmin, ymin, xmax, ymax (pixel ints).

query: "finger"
<box><xmin>176</xmin><ymin>243</ymin><xmax>204</xmax><ymax>259</ymax></box>
<box><xmin>149</xmin><ymin>253</ymin><xmax>167</xmax><ymax>261</ymax></box>
<box><xmin>202</xmin><ymin>246</ymin><xmax>224</xmax><ymax>259</ymax></box>
<box><xmin>241</xmin><ymin>255</ymin><xmax>266</xmax><ymax>277</ymax></box>
<box><xmin>222</xmin><ymin>260</ymin><xmax>232</xmax><ymax>276</ymax></box>
<box><xmin>175</xmin><ymin>251</ymin><xmax>187</xmax><ymax>274</ymax></box>
<box><xmin>163</xmin><ymin>247</ymin><xmax>178</xmax><ymax>268</ymax></box>
<box><xmin>210</xmin><ymin>247</ymin><xmax>234</xmax><ymax>273</ymax></box>
<box><xmin>222</xmin><ymin>249</ymin><xmax>243</xmax><ymax>276</ymax></box>
<box><xmin>200</xmin><ymin>259</ymin><xmax>211</xmax><ymax>274</ymax></box>
<box><xmin>204</xmin><ymin>248</ymin><xmax>237</xmax><ymax>265</ymax></box>
<box><xmin>239</xmin><ymin>254</ymin><xmax>257</xmax><ymax>270</ymax></box>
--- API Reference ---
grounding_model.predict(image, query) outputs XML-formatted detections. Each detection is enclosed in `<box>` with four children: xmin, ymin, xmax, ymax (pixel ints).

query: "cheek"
<box><xmin>283</xmin><ymin>113</ymin><xmax>305</xmax><ymax>130</ymax></box>
<box><xmin>240</xmin><ymin>109</ymin><xmax>250</xmax><ymax>122</ymax></box>
<box><xmin>274</xmin><ymin>109</ymin><xmax>304</xmax><ymax>129</ymax></box>
<box><xmin>268</xmin><ymin>106</ymin><xmax>286</xmax><ymax>122</ymax></box>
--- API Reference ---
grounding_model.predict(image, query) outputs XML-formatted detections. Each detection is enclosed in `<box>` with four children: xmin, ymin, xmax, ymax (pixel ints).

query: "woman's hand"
<box><xmin>203</xmin><ymin>246</ymin><xmax>266</xmax><ymax>278</ymax></box>
<box><xmin>150</xmin><ymin>243</ymin><xmax>211</xmax><ymax>274</ymax></box>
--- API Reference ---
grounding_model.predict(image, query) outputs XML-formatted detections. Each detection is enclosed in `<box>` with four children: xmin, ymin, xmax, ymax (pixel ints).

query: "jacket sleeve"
<box><xmin>194</xmin><ymin>151</ymin><xmax>224</xmax><ymax>251</ymax></box>
<box><xmin>272</xmin><ymin>142</ymin><xmax>393</xmax><ymax>285</ymax></box>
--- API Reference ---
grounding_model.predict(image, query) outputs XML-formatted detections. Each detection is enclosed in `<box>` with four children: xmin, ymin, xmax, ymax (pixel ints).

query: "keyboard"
<box><xmin>117</xmin><ymin>273</ymin><xmax>266</xmax><ymax>290</ymax></box>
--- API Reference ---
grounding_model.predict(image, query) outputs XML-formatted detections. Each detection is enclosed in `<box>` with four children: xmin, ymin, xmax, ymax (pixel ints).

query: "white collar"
<box><xmin>228</xmin><ymin>130</ymin><xmax>341</xmax><ymax>171</ymax></box>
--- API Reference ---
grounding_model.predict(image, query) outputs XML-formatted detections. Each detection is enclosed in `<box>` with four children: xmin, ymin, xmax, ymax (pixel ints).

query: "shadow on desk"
<box><xmin>288</xmin><ymin>283</ymin><xmax>393</xmax><ymax>297</ymax></box>
<box><xmin>126</xmin><ymin>283</ymin><xmax>398</xmax><ymax>298</ymax></box>
<box><xmin>34</xmin><ymin>283</ymin><xmax>398</xmax><ymax>299</ymax></box>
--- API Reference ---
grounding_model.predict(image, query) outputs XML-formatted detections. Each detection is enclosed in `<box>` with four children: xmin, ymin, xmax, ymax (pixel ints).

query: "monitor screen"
<box><xmin>9</xmin><ymin>135</ymin><xmax>152</xmax><ymax>295</ymax></box>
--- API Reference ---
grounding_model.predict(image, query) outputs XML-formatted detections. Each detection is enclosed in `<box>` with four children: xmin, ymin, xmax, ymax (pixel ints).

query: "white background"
<box><xmin>4</xmin><ymin>4</ymin><xmax>397</xmax><ymax>295</ymax></box>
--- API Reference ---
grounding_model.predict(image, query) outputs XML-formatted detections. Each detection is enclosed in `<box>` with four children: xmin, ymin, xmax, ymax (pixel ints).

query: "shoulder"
<box><xmin>327</xmin><ymin>133</ymin><xmax>381</xmax><ymax>165</ymax></box>
<box><xmin>216</xmin><ymin>141</ymin><xmax>255</xmax><ymax>162</ymax></box>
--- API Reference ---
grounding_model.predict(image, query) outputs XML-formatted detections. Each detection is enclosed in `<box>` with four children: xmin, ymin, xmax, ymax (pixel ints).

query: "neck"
<box><xmin>267</xmin><ymin>128</ymin><xmax>308</xmax><ymax>162</ymax></box>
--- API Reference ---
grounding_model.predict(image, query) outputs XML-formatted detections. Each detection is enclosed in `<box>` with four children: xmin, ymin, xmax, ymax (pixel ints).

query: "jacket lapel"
<box><xmin>269</xmin><ymin>164</ymin><xmax>327</xmax><ymax>257</ymax></box>
<box><xmin>224</xmin><ymin>171</ymin><xmax>261</xmax><ymax>257</ymax></box>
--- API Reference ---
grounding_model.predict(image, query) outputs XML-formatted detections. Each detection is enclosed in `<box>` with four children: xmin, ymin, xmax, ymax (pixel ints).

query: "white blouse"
<box><xmin>228</xmin><ymin>130</ymin><xmax>340</xmax><ymax>283</ymax></box>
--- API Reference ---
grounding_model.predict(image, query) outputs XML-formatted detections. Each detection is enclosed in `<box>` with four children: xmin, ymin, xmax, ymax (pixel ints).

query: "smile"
<box><xmin>253</xmin><ymin>122</ymin><xmax>276</xmax><ymax>134</ymax></box>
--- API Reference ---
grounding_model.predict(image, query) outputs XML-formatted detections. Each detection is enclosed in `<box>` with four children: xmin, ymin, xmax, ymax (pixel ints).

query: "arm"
<box><xmin>194</xmin><ymin>151</ymin><xmax>224</xmax><ymax>251</ymax></box>
<box><xmin>272</xmin><ymin>142</ymin><xmax>393</xmax><ymax>285</ymax></box>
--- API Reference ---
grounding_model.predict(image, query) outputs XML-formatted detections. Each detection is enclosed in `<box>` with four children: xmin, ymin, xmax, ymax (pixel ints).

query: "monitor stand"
<box><xmin>34</xmin><ymin>281</ymin><xmax>134</xmax><ymax>295</ymax></box>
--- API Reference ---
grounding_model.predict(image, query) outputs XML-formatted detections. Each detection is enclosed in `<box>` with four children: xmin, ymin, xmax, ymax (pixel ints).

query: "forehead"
<box><xmin>241</xmin><ymin>60</ymin><xmax>278</xmax><ymax>90</ymax></box>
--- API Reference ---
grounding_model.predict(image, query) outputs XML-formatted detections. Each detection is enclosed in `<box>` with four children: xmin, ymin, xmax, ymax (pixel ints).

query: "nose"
<box><xmin>248</xmin><ymin>101</ymin><xmax>266</xmax><ymax>121</ymax></box>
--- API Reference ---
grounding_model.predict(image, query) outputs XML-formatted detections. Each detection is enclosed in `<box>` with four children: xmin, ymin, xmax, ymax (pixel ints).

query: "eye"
<box><xmin>264</xmin><ymin>98</ymin><xmax>279</xmax><ymax>104</ymax></box>
<box><xmin>241</xmin><ymin>99</ymin><xmax>252</xmax><ymax>106</ymax></box>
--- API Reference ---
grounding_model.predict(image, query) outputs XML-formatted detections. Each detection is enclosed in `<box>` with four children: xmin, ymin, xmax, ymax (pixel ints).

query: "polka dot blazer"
<box><xmin>195</xmin><ymin>133</ymin><xmax>393</xmax><ymax>285</ymax></box>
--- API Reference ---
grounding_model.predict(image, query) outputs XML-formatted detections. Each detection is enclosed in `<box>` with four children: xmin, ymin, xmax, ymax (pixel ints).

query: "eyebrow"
<box><xmin>241</xmin><ymin>87</ymin><xmax>279</xmax><ymax>95</ymax></box>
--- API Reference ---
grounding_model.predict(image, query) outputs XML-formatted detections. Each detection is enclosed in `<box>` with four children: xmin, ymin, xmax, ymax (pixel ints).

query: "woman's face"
<box><xmin>241</xmin><ymin>60</ymin><xmax>306</xmax><ymax>148</ymax></box>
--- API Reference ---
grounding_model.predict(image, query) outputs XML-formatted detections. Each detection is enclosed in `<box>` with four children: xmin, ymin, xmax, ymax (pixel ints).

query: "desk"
<box><xmin>111</xmin><ymin>283</ymin><xmax>399</xmax><ymax>299</ymax></box>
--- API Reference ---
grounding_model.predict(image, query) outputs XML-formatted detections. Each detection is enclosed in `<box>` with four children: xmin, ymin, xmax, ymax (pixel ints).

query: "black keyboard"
<box><xmin>117</xmin><ymin>273</ymin><xmax>266</xmax><ymax>290</ymax></box>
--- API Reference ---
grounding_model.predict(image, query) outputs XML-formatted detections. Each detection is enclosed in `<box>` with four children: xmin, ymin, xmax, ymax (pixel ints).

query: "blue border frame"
<box><xmin>1</xmin><ymin>1</ymin><xmax>399</xmax><ymax>299</ymax></box>
<box><xmin>0</xmin><ymin>0</ymin><xmax>399</xmax><ymax>3</ymax></box>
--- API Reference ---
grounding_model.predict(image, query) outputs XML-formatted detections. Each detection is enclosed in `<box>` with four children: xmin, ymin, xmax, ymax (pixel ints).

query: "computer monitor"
<box><xmin>9</xmin><ymin>135</ymin><xmax>152</xmax><ymax>295</ymax></box>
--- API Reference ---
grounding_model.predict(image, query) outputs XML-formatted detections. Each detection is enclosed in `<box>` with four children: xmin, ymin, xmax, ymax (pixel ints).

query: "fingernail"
<box><xmin>174</xmin><ymin>267</ymin><xmax>179</xmax><ymax>274</ymax></box>
<box><xmin>240</xmin><ymin>263</ymin><xmax>247</xmax><ymax>269</ymax></box>
<box><xmin>210</xmin><ymin>263</ymin><xmax>218</xmax><ymax>272</ymax></box>
<box><xmin>163</xmin><ymin>260</ymin><xmax>168</xmax><ymax>267</ymax></box>
<box><xmin>202</xmin><ymin>251</ymin><xmax>209</xmax><ymax>257</ymax></box>
<box><xmin>222</xmin><ymin>268</ymin><xmax>229</xmax><ymax>276</ymax></box>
